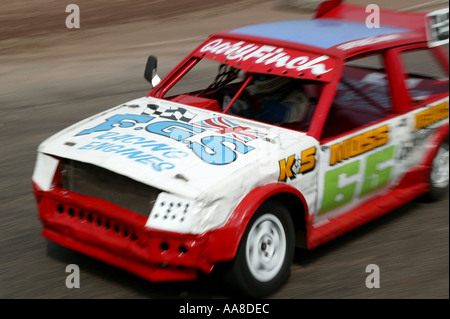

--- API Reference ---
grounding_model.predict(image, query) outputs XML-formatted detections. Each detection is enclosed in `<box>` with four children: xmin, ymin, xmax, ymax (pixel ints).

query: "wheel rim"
<box><xmin>431</xmin><ymin>143</ymin><xmax>449</xmax><ymax>189</ymax></box>
<box><xmin>245</xmin><ymin>214</ymin><xmax>287</xmax><ymax>282</ymax></box>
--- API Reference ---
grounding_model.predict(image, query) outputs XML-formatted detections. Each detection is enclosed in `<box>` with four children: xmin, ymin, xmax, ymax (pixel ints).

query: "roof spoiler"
<box><xmin>314</xmin><ymin>1</ymin><xmax>447</xmax><ymax>38</ymax></box>
<box><xmin>315</xmin><ymin>0</ymin><xmax>343</xmax><ymax>18</ymax></box>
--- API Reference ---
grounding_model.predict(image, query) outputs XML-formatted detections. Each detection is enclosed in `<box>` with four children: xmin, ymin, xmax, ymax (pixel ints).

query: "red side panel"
<box><xmin>306</xmin><ymin>169</ymin><xmax>430</xmax><ymax>249</ymax></box>
<box><xmin>307</xmin><ymin>123</ymin><xmax>449</xmax><ymax>249</ymax></box>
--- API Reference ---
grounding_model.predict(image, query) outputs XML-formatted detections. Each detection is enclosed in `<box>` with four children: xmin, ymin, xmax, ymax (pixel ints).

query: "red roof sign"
<box><xmin>194</xmin><ymin>37</ymin><xmax>336</xmax><ymax>81</ymax></box>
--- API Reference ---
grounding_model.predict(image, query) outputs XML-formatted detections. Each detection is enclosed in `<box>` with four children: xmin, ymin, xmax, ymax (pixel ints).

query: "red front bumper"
<box><xmin>33</xmin><ymin>183</ymin><xmax>238</xmax><ymax>282</ymax></box>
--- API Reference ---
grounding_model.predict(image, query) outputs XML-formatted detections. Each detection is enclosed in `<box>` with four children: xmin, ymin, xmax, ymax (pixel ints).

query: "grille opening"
<box><xmin>53</xmin><ymin>204</ymin><xmax>139</xmax><ymax>241</ymax></box>
<box><xmin>160</xmin><ymin>241</ymin><xmax>169</xmax><ymax>251</ymax></box>
<box><xmin>178</xmin><ymin>245</ymin><xmax>188</xmax><ymax>254</ymax></box>
<box><xmin>60</xmin><ymin>159</ymin><xmax>161</xmax><ymax>216</ymax></box>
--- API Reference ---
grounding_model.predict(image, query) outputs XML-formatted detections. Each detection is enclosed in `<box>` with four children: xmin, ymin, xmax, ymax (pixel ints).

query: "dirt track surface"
<box><xmin>1</xmin><ymin>0</ymin><xmax>240</xmax><ymax>38</ymax></box>
<box><xmin>1</xmin><ymin>0</ymin><xmax>448</xmax><ymax>301</ymax></box>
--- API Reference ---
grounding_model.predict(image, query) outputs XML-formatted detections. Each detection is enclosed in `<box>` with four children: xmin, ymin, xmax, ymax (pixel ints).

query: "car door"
<box><xmin>313</xmin><ymin>50</ymin><xmax>413</xmax><ymax>226</ymax></box>
<box><xmin>392</xmin><ymin>44</ymin><xmax>449</xmax><ymax>174</ymax></box>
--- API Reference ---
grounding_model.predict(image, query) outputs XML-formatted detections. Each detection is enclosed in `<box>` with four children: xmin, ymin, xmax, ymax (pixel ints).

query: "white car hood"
<box><xmin>39</xmin><ymin>96</ymin><xmax>312</xmax><ymax>199</ymax></box>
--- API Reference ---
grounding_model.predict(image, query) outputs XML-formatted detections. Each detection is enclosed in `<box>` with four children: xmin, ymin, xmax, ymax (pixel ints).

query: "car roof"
<box><xmin>216</xmin><ymin>3</ymin><xmax>429</xmax><ymax>58</ymax></box>
<box><xmin>227</xmin><ymin>19</ymin><xmax>411</xmax><ymax>50</ymax></box>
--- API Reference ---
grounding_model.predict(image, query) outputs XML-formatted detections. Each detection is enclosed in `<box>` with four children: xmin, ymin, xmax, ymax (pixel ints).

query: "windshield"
<box><xmin>158</xmin><ymin>57</ymin><xmax>325</xmax><ymax>132</ymax></box>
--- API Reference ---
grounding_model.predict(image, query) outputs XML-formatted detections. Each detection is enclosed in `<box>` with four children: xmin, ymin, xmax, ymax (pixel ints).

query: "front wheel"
<box><xmin>222</xmin><ymin>200</ymin><xmax>295</xmax><ymax>298</ymax></box>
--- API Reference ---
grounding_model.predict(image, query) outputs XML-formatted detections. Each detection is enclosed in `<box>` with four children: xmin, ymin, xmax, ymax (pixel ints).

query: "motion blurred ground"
<box><xmin>2</xmin><ymin>0</ymin><xmax>447</xmax><ymax>52</ymax></box>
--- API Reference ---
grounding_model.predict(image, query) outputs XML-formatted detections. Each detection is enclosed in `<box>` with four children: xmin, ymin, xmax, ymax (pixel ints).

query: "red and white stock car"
<box><xmin>32</xmin><ymin>1</ymin><xmax>449</xmax><ymax>297</ymax></box>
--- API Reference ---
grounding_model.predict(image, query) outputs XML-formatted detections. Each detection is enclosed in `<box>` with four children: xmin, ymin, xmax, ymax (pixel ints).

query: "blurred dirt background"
<box><xmin>1</xmin><ymin>0</ymin><xmax>448</xmax><ymax>300</ymax></box>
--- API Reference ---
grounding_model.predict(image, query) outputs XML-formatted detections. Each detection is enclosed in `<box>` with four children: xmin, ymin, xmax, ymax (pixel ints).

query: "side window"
<box><xmin>322</xmin><ymin>53</ymin><xmax>392</xmax><ymax>139</ymax></box>
<box><xmin>399</xmin><ymin>47</ymin><xmax>449</xmax><ymax>104</ymax></box>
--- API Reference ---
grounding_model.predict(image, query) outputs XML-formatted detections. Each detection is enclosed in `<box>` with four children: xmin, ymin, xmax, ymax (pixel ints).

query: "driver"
<box><xmin>248</xmin><ymin>74</ymin><xmax>310</xmax><ymax>125</ymax></box>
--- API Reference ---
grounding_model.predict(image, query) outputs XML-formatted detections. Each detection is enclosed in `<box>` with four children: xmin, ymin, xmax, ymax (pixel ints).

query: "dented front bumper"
<box><xmin>33</xmin><ymin>183</ymin><xmax>238</xmax><ymax>282</ymax></box>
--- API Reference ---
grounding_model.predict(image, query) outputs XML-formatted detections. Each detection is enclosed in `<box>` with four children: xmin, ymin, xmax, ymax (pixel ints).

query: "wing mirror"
<box><xmin>144</xmin><ymin>55</ymin><xmax>161</xmax><ymax>88</ymax></box>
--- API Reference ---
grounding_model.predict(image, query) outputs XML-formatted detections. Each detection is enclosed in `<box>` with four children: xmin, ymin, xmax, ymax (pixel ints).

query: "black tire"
<box><xmin>424</xmin><ymin>138</ymin><xmax>449</xmax><ymax>201</ymax></box>
<box><xmin>222</xmin><ymin>200</ymin><xmax>295</xmax><ymax>298</ymax></box>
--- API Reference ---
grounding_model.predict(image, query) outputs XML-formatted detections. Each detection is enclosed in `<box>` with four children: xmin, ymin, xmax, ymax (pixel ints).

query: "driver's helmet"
<box><xmin>252</xmin><ymin>74</ymin><xmax>292</xmax><ymax>95</ymax></box>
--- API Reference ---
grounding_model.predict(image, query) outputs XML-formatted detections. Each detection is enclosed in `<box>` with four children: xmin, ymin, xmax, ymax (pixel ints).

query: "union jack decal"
<box><xmin>192</xmin><ymin>117</ymin><xmax>266</xmax><ymax>143</ymax></box>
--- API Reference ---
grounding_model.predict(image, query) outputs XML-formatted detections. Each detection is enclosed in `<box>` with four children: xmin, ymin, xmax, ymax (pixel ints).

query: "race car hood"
<box><xmin>38</xmin><ymin>96</ymin><xmax>314</xmax><ymax>201</ymax></box>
